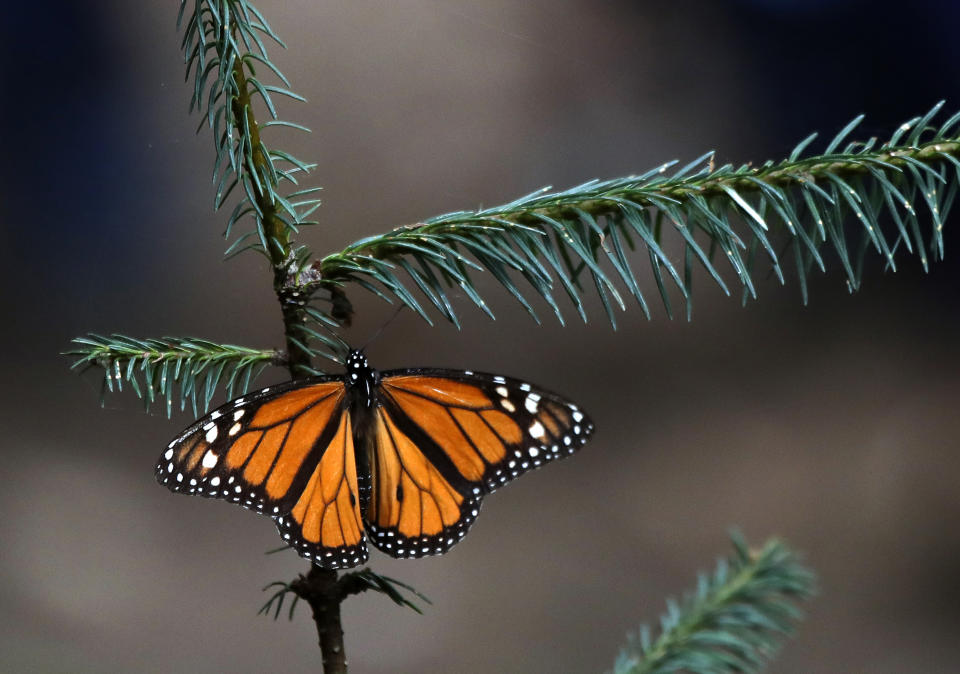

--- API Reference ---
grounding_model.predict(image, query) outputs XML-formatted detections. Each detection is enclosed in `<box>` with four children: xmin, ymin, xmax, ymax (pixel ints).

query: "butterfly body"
<box><xmin>157</xmin><ymin>351</ymin><xmax>593</xmax><ymax>569</ymax></box>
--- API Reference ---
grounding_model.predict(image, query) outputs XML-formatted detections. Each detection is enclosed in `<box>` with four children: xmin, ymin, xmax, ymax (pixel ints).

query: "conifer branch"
<box><xmin>179</xmin><ymin>8</ymin><xmax>378</xmax><ymax>670</ymax></box>
<box><xmin>179</xmin><ymin>0</ymin><xmax>321</xmax><ymax>266</ymax></box>
<box><xmin>319</xmin><ymin>104</ymin><xmax>958</xmax><ymax>325</ymax></box>
<box><xmin>259</xmin><ymin>568</ymin><xmax>431</xmax><ymax>621</ymax></box>
<box><xmin>181</xmin><ymin>0</ymin><xmax>340</xmax><ymax>373</ymax></box>
<box><xmin>612</xmin><ymin>533</ymin><xmax>816</xmax><ymax>674</ymax></box>
<box><xmin>67</xmin><ymin>334</ymin><xmax>279</xmax><ymax>416</ymax></box>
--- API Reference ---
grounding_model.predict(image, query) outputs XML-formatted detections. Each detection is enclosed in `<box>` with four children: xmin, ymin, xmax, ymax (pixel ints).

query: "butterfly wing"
<box><xmin>157</xmin><ymin>378</ymin><xmax>368</xmax><ymax>568</ymax></box>
<box><xmin>362</xmin><ymin>405</ymin><xmax>484</xmax><ymax>559</ymax></box>
<box><xmin>363</xmin><ymin>369</ymin><xmax>593</xmax><ymax>559</ymax></box>
<box><xmin>273</xmin><ymin>409</ymin><xmax>369</xmax><ymax>568</ymax></box>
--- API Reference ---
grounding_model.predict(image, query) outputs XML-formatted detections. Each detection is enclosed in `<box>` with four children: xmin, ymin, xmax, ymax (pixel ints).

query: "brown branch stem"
<box><xmin>226</xmin><ymin>20</ymin><xmax>351</xmax><ymax>674</ymax></box>
<box><xmin>291</xmin><ymin>567</ymin><xmax>350</xmax><ymax>673</ymax></box>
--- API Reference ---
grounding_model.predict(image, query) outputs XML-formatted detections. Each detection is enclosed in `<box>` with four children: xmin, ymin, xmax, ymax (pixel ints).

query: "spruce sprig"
<box><xmin>319</xmin><ymin>103</ymin><xmax>958</xmax><ymax>325</ymax></box>
<box><xmin>259</xmin><ymin>568</ymin><xmax>431</xmax><ymax>621</ymax></box>
<box><xmin>68</xmin><ymin>105</ymin><xmax>960</xmax><ymax>414</ymax></box>
<box><xmin>179</xmin><ymin>0</ymin><xmax>321</xmax><ymax>262</ymax></box>
<box><xmin>67</xmin><ymin>334</ymin><xmax>279</xmax><ymax>416</ymax></box>
<box><xmin>67</xmin><ymin>320</ymin><xmax>348</xmax><ymax>416</ymax></box>
<box><xmin>613</xmin><ymin>534</ymin><xmax>816</xmax><ymax>674</ymax></box>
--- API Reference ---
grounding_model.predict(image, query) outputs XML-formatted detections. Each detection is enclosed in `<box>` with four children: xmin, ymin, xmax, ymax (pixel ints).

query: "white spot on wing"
<box><xmin>495</xmin><ymin>385</ymin><xmax>509</xmax><ymax>398</ymax></box>
<box><xmin>210</xmin><ymin>476</ymin><xmax>221</xmax><ymax>487</ymax></box>
<box><xmin>229</xmin><ymin>422</ymin><xmax>241</xmax><ymax>436</ymax></box>
<box><xmin>164</xmin><ymin>448</ymin><xmax>173</xmax><ymax>460</ymax></box>
<box><xmin>524</xmin><ymin>393</ymin><xmax>540</xmax><ymax>413</ymax></box>
<box><xmin>202</xmin><ymin>450</ymin><xmax>218</xmax><ymax>469</ymax></box>
<box><xmin>205</xmin><ymin>426</ymin><xmax>218</xmax><ymax>443</ymax></box>
<box><xmin>233</xmin><ymin>409</ymin><xmax>244</xmax><ymax>421</ymax></box>
<box><xmin>500</xmin><ymin>399</ymin><xmax>516</xmax><ymax>413</ymax></box>
<box><xmin>529</xmin><ymin>421</ymin><xmax>545</xmax><ymax>439</ymax></box>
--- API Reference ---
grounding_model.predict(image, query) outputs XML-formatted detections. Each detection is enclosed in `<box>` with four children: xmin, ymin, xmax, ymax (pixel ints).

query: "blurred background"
<box><xmin>2</xmin><ymin>0</ymin><xmax>959</xmax><ymax>671</ymax></box>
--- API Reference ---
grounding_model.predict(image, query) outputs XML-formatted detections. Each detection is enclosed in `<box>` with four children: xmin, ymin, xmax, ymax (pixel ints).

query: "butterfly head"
<box><xmin>345</xmin><ymin>349</ymin><xmax>380</xmax><ymax>405</ymax></box>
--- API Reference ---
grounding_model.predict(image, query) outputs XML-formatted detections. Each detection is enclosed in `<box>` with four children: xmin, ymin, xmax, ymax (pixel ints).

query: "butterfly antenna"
<box><xmin>359</xmin><ymin>305</ymin><xmax>406</xmax><ymax>351</ymax></box>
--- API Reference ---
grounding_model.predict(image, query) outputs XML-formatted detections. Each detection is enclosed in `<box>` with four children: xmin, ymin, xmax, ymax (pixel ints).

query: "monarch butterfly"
<box><xmin>156</xmin><ymin>351</ymin><xmax>594</xmax><ymax>568</ymax></box>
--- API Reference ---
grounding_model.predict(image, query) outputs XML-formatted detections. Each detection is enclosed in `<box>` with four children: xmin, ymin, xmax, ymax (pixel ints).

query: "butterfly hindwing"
<box><xmin>363</xmin><ymin>405</ymin><xmax>484</xmax><ymax>558</ymax></box>
<box><xmin>274</xmin><ymin>410</ymin><xmax>369</xmax><ymax>568</ymax></box>
<box><xmin>363</xmin><ymin>369</ymin><xmax>593</xmax><ymax>559</ymax></box>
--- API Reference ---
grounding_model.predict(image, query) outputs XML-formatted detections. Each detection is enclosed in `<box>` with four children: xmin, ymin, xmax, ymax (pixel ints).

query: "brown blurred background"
<box><xmin>2</xmin><ymin>1</ymin><xmax>959</xmax><ymax>672</ymax></box>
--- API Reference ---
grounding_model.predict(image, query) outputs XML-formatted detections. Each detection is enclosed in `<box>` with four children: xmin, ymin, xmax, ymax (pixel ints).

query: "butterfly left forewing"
<box><xmin>158</xmin><ymin>377</ymin><xmax>369</xmax><ymax>568</ymax></box>
<box><xmin>156</xmin><ymin>379</ymin><xmax>346</xmax><ymax>516</ymax></box>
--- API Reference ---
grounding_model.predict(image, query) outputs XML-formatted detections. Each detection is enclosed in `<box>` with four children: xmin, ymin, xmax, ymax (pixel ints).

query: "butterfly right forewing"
<box><xmin>362</xmin><ymin>368</ymin><xmax>593</xmax><ymax>560</ymax></box>
<box><xmin>379</xmin><ymin>369</ymin><xmax>592</xmax><ymax>492</ymax></box>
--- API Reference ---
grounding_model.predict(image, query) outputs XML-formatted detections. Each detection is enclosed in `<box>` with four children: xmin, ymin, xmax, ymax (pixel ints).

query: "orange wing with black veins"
<box><xmin>363</xmin><ymin>371</ymin><xmax>593</xmax><ymax>559</ymax></box>
<box><xmin>157</xmin><ymin>379</ymin><xmax>368</xmax><ymax>568</ymax></box>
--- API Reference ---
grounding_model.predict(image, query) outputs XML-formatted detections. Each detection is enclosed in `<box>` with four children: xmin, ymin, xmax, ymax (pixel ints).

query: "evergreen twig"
<box><xmin>179</xmin><ymin>3</ymin><xmax>356</xmax><ymax>671</ymax></box>
<box><xmin>179</xmin><ymin>0</ymin><xmax>321</xmax><ymax>264</ymax></box>
<box><xmin>259</xmin><ymin>568</ymin><xmax>431</xmax><ymax>621</ymax></box>
<box><xmin>318</xmin><ymin>104</ymin><xmax>958</xmax><ymax>325</ymax></box>
<box><xmin>67</xmin><ymin>334</ymin><xmax>278</xmax><ymax>416</ymax></box>
<box><xmin>72</xmin><ymin>106</ymin><xmax>960</xmax><ymax>409</ymax></box>
<box><xmin>612</xmin><ymin>533</ymin><xmax>816</xmax><ymax>674</ymax></box>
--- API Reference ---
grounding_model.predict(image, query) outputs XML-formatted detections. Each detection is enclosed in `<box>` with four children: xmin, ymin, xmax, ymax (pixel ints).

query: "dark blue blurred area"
<box><xmin>729</xmin><ymin>0</ymin><xmax>960</xmax><ymax>143</ymax></box>
<box><xmin>3</xmin><ymin>4</ymin><xmax>128</xmax><ymax>254</ymax></box>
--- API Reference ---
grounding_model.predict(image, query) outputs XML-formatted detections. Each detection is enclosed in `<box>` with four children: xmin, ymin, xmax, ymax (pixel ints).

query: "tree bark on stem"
<box><xmin>292</xmin><ymin>567</ymin><xmax>349</xmax><ymax>673</ymax></box>
<box><xmin>228</xmin><ymin>35</ymin><xmax>351</xmax><ymax>674</ymax></box>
